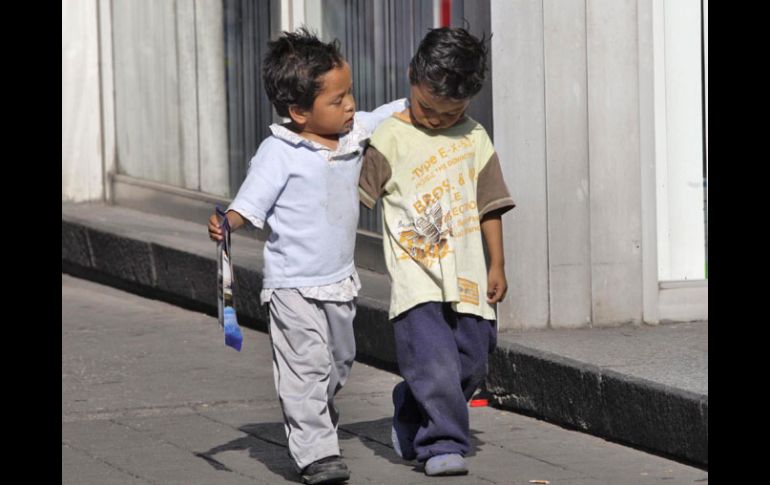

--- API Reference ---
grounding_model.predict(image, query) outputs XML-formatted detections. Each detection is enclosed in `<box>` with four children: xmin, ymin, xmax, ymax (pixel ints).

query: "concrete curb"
<box><xmin>486</xmin><ymin>343</ymin><xmax>707</xmax><ymax>466</ymax></box>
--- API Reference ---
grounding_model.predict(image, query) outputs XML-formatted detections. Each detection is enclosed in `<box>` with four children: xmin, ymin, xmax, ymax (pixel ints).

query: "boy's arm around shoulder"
<box><xmin>355</xmin><ymin>98</ymin><xmax>407</xmax><ymax>134</ymax></box>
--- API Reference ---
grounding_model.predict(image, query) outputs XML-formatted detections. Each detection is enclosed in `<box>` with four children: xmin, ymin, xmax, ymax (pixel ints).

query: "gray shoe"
<box><xmin>424</xmin><ymin>453</ymin><xmax>468</xmax><ymax>476</ymax></box>
<box><xmin>300</xmin><ymin>456</ymin><xmax>350</xmax><ymax>484</ymax></box>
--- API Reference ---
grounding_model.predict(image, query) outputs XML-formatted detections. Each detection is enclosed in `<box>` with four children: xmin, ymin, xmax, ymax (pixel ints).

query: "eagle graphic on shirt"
<box><xmin>397</xmin><ymin>198</ymin><xmax>453</xmax><ymax>266</ymax></box>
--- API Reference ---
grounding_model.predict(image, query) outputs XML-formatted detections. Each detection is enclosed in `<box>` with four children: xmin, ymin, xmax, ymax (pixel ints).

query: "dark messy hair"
<box><xmin>409</xmin><ymin>27</ymin><xmax>489</xmax><ymax>100</ymax></box>
<box><xmin>262</xmin><ymin>27</ymin><xmax>344</xmax><ymax>117</ymax></box>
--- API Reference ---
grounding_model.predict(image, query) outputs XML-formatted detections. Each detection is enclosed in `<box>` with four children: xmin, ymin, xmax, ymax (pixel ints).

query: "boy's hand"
<box><xmin>486</xmin><ymin>265</ymin><xmax>508</xmax><ymax>304</ymax></box>
<box><xmin>208</xmin><ymin>213</ymin><xmax>224</xmax><ymax>241</ymax></box>
<box><xmin>209</xmin><ymin>210</ymin><xmax>246</xmax><ymax>241</ymax></box>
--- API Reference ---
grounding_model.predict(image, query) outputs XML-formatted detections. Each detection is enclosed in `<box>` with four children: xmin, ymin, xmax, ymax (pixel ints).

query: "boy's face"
<box><xmin>297</xmin><ymin>62</ymin><xmax>356</xmax><ymax>136</ymax></box>
<box><xmin>409</xmin><ymin>83</ymin><xmax>470</xmax><ymax>130</ymax></box>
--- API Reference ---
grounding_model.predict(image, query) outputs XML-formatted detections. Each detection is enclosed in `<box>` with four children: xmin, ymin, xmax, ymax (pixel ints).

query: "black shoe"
<box><xmin>300</xmin><ymin>456</ymin><xmax>350</xmax><ymax>485</ymax></box>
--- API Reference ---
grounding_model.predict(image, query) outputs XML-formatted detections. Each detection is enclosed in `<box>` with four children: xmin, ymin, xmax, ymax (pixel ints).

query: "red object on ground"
<box><xmin>469</xmin><ymin>398</ymin><xmax>488</xmax><ymax>407</ymax></box>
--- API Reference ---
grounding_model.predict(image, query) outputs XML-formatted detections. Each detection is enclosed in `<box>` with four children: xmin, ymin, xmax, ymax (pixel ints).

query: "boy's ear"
<box><xmin>288</xmin><ymin>105</ymin><xmax>309</xmax><ymax>125</ymax></box>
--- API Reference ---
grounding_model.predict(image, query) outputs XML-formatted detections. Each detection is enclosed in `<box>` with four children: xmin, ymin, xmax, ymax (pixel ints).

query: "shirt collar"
<box><xmin>269</xmin><ymin>116</ymin><xmax>370</xmax><ymax>161</ymax></box>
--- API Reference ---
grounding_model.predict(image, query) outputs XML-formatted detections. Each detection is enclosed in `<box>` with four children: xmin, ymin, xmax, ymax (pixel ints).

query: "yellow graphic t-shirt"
<box><xmin>360</xmin><ymin>114</ymin><xmax>515</xmax><ymax>320</ymax></box>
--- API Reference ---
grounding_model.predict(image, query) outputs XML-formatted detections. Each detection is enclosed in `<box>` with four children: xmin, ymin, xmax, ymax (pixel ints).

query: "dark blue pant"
<box><xmin>392</xmin><ymin>302</ymin><xmax>497</xmax><ymax>462</ymax></box>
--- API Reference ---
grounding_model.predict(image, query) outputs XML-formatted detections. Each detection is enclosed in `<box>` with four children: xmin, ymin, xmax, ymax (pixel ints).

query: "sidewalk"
<box><xmin>62</xmin><ymin>274</ymin><xmax>708</xmax><ymax>484</ymax></box>
<box><xmin>62</xmin><ymin>202</ymin><xmax>707</xmax><ymax>467</ymax></box>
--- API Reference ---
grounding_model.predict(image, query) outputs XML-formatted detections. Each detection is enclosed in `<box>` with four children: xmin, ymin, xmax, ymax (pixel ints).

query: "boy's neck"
<box><xmin>287</xmin><ymin>123</ymin><xmax>340</xmax><ymax>150</ymax></box>
<box><xmin>301</xmin><ymin>132</ymin><xmax>340</xmax><ymax>150</ymax></box>
<box><xmin>394</xmin><ymin>109</ymin><xmax>413</xmax><ymax>124</ymax></box>
<box><xmin>397</xmin><ymin>107</ymin><xmax>468</xmax><ymax>130</ymax></box>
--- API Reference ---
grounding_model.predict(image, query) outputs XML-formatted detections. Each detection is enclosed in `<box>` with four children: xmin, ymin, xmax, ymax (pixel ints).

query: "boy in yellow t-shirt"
<box><xmin>359</xmin><ymin>27</ymin><xmax>515</xmax><ymax>477</ymax></box>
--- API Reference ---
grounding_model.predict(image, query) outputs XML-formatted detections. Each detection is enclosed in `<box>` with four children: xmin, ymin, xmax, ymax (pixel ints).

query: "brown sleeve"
<box><xmin>477</xmin><ymin>152</ymin><xmax>516</xmax><ymax>218</ymax></box>
<box><xmin>359</xmin><ymin>146</ymin><xmax>392</xmax><ymax>209</ymax></box>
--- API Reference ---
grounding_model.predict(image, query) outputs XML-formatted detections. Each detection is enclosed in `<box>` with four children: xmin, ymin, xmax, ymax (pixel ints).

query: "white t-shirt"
<box><xmin>359</xmin><ymin>114</ymin><xmax>515</xmax><ymax>320</ymax></box>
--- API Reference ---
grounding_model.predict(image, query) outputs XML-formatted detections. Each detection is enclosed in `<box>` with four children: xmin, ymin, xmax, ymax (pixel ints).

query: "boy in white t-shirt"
<box><xmin>359</xmin><ymin>27</ymin><xmax>515</xmax><ymax>477</ymax></box>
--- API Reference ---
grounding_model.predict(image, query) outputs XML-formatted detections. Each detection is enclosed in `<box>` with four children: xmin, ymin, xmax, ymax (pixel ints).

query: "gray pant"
<box><xmin>267</xmin><ymin>289</ymin><xmax>357</xmax><ymax>469</ymax></box>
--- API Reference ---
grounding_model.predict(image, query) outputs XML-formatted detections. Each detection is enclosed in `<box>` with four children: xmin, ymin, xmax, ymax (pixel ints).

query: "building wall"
<box><xmin>63</xmin><ymin>0</ymin><xmax>707</xmax><ymax>330</ymax></box>
<box><xmin>492</xmin><ymin>0</ymin><xmax>706</xmax><ymax>330</ymax></box>
<box><xmin>111</xmin><ymin>0</ymin><xmax>229</xmax><ymax>197</ymax></box>
<box><xmin>62</xmin><ymin>0</ymin><xmax>104</xmax><ymax>202</ymax></box>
